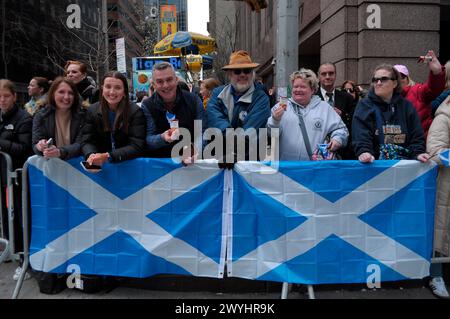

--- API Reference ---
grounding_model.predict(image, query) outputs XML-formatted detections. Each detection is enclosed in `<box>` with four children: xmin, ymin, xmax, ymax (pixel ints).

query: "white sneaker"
<box><xmin>12</xmin><ymin>266</ymin><xmax>31</xmax><ymax>281</ymax></box>
<box><xmin>429</xmin><ymin>277</ymin><xmax>450</xmax><ymax>298</ymax></box>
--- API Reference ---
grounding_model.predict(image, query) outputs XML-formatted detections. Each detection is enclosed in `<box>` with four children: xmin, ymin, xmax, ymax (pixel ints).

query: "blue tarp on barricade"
<box><xmin>27</xmin><ymin>156</ymin><xmax>437</xmax><ymax>284</ymax></box>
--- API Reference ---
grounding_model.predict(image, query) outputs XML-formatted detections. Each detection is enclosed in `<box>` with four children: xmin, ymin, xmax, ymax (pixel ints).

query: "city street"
<box><xmin>0</xmin><ymin>260</ymin><xmax>439</xmax><ymax>299</ymax></box>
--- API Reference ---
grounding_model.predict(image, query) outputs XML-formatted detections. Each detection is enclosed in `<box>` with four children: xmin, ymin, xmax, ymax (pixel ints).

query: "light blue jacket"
<box><xmin>207</xmin><ymin>82</ymin><xmax>270</xmax><ymax>132</ymax></box>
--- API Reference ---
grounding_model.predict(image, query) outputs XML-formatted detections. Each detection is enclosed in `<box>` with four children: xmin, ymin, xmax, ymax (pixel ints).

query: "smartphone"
<box><xmin>46</xmin><ymin>138</ymin><xmax>53</xmax><ymax>147</ymax></box>
<box><xmin>80</xmin><ymin>161</ymin><xmax>102</xmax><ymax>172</ymax></box>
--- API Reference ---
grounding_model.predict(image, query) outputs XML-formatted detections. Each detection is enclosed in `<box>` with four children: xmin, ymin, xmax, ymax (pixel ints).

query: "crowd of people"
<box><xmin>1</xmin><ymin>49</ymin><xmax>450</xmax><ymax>297</ymax></box>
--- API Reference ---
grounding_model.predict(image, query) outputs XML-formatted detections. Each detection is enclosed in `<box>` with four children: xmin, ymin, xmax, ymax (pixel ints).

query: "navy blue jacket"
<box><xmin>352</xmin><ymin>89</ymin><xmax>425</xmax><ymax>159</ymax></box>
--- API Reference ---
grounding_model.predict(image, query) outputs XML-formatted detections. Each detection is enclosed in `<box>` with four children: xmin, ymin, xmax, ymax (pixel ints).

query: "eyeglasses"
<box><xmin>320</xmin><ymin>72</ymin><xmax>335</xmax><ymax>77</ymax></box>
<box><xmin>371</xmin><ymin>76</ymin><xmax>395</xmax><ymax>84</ymax></box>
<box><xmin>232</xmin><ymin>69</ymin><xmax>252</xmax><ymax>75</ymax></box>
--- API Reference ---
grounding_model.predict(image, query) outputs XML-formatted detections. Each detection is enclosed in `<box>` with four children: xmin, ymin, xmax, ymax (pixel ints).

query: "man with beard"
<box><xmin>207</xmin><ymin>50</ymin><xmax>271</xmax><ymax>163</ymax></box>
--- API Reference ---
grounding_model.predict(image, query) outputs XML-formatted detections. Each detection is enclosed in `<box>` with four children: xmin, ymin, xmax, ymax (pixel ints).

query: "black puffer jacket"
<box><xmin>32</xmin><ymin>104</ymin><xmax>87</xmax><ymax>160</ymax></box>
<box><xmin>0</xmin><ymin>105</ymin><xmax>32</xmax><ymax>171</ymax></box>
<box><xmin>81</xmin><ymin>102</ymin><xmax>146</xmax><ymax>162</ymax></box>
<box><xmin>77</xmin><ymin>76</ymin><xmax>99</xmax><ymax>104</ymax></box>
<box><xmin>352</xmin><ymin>88</ymin><xmax>425</xmax><ymax>159</ymax></box>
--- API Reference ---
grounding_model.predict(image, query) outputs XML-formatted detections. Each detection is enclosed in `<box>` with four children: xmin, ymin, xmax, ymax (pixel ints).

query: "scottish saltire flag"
<box><xmin>229</xmin><ymin>160</ymin><xmax>437</xmax><ymax>284</ymax></box>
<box><xmin>28</xmin><ymin>156</ymin><xmax>225</xmax><ymax>278</ymax></box>
<box><xmin>439</xmin><ymin>149</ymin><xmax>450</xmax><ymax>166</ymax></box>
<box><xmin>28</xmin><ymin>156</ymin><xmax>437</xmax><ymax>284</ymax></box>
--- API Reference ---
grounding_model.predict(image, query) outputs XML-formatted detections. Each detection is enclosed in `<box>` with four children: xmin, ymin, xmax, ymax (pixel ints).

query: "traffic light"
<box><xmin>245</xmin><ymin>0</ymin><xmax>268</xmax><ymax>12</ymax></box>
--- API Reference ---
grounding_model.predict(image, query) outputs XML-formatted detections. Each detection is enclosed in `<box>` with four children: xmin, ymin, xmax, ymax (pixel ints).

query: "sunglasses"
<box><xmin>345</xmin><ymin>88</ymin><xmax>355</xmax><ymax>93</ymax></box>
<box><xmin>320</xmin><ymin>72</ymin><xmax>335</xmax><ymax>77</ymax></box>
<box><xmin>232</xmin><ymin>69</ymin><xmax>252</xmax><ymax>75</ymax></box>
<box><xmin>400</xmin><ymin>73</ymin><xmax>408</xmax><ymax>79</ymax></box>
<box><xmin>371</xmin><ymin>76</ymin><xmax>395</xmax><ymax>84</ymax></box>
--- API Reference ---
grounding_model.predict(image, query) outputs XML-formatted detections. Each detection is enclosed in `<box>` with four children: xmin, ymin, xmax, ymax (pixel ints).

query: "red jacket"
<box><xmin>402</xmin><ymin>67</ymin><xmax>446</xmax><ymax>137</ymax></box>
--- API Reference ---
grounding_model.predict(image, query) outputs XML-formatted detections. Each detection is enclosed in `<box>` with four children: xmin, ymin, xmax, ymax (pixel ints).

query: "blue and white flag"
<box><xmin>229</xmin><ymin>160</ymin><xmax>437</xmax><ymax>284</ymax></box>
<box><xmin>439</xmin><ymin>149</ymin><xmax>450</xmax><ymax>166</ymax></box>
<box><xmin>28</xmin><ymin>156</ymin><xmax>225</xmax><ymax>278</ymax></box>
<box><xmin>28</xmin><ymin>157</ymin><xmax>437</xmax><ymax>284</ymax></box>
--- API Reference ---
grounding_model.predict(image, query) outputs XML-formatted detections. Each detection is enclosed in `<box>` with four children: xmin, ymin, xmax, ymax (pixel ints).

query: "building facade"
<box><xmin>107</xmin><ymin>0</ymin><xmax>145</xmax><ymax>75</ymax></box>
<box><xmin>145</xmin><ymin>0</ymin><xmax>188</xmax><ymax>39</ymax></box>
<box><xmin>210</xmin><ymin>0</ymin><xmax>450</xmax><ymax>89</ymax></box>
<box><xmin>0</xmin><ymin>0</ymin><xmax>100</xmax><ymax>93</ymax></box>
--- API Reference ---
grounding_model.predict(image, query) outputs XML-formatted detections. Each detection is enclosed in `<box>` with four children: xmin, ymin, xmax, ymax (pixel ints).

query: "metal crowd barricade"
<box><xmin>12</xmin><ymin>161</ymin><xmax>29</xmax><ymax>299</ymax></box>
<box><xmin>0</xmin><ymin>151</ymin><xmax>20</xmax><ymax>265</ymax></box>
<box><xmin>9</xmin><ymin>156</ymin><xmax>450</xmax><ymax>300</ymax></box>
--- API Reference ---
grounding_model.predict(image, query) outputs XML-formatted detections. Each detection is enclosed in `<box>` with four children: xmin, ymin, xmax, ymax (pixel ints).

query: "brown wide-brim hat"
<box><xmin>222</xmin><ymin>50</ymin><xmax>260</xmax><ymax>70</ymax></box>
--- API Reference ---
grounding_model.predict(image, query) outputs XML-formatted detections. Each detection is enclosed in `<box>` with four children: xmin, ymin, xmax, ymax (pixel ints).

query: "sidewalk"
<box><xmin>0</xmin><ymin>261</ymin><xmax>438</xmax><ymax>299</ymax></box>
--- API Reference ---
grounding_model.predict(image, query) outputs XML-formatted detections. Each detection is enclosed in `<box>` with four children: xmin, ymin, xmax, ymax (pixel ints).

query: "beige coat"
<box><xmin>427</xmin><ymin>95</ymin><xmax>450</xmax><ymax>256</ymax></box>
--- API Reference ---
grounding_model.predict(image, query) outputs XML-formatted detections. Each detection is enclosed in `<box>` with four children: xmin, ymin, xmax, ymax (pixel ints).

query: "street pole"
<box><xmin>275</xmin><ymin>0</ymin><xmax>299</xmax><ymax>298</ymax></box>
<box><xmin>275</xmin><ymin>0</ymin><xmax>299</xmax><ymax>98</ymax></box>
<box><xmin>157</xmin><ymin>2</ymin><xmax>161</xmax><ymax>41</ymax></box>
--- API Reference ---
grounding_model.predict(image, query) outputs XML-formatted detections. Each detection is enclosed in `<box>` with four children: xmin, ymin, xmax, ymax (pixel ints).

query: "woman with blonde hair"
<box><xmin>267</xmin><ymin>68</ymin><xmax>348</xmax><ymax>160</ymax></box>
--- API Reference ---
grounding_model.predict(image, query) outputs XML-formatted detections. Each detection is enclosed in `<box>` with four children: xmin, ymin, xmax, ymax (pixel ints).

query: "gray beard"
<box><xmin>231</xmin><ymin>82</ymin><xmax>251</xmax><ymax>93</ymax></box>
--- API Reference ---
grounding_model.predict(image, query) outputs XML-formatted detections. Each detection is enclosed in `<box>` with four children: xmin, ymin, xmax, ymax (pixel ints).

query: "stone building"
<box><xmin>209</xmin><ymin>0</ymin><xmax>450</xmax><ymax>88</ymax></box>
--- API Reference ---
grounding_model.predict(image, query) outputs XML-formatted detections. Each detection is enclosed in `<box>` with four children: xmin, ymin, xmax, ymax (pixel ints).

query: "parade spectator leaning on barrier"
<box><xmin>352</xmin><ymin>64</ymin><xmax>429</xmax><ymax>164</ymax></box>
<box><xmin>426</xmin><ymin>94</ymin><xmax>450</xmax><ymax>298</ymax></box>
<box><xmin>141</xmin><ymin>62</ymin><xmax>205</xmax><ymax>165</ymax></box>
<box><xmin>393</xmin><ymin>50</ymin><xmax>445</xmax><ymax>136</ymax></box>
<box><xmin>32</xmin><ymin>77</ymin><xmax>86</xmax><ymax>160</ymax></box>
<box><xmin>267</xmin><ymin>69</ymin><xmax>348</xmax><ymax>161</ymax></box>
<box><xmin>82</xmin><ymin>71</ymin><xmax>146</xmax><ymax>168</ymax></box>
<box><xmin>0</xmin><ymin>79</ymin><xmax>33</xmax><ymax>279</ymax></box>
<box><xmin>207</xmin><ymin>50</ymin><xmax>271</xmax><ymax>162</ymax></box>
<box><xmin>24</xmin><ymin>77</ymin><xmax>50</xmax><ymax>116</ymax></box>
<box><xmin>64</xmin><ymin>60</ymin><xmax>99</xmax><ymax>105</ymax></box>
<box><xmin>316</xmin><ymin>62</ymin><xmax>356</xmax><ymax>159</ymax></box>
<box><xmin>431</xmin><ymin>60</ymin><xmax>450</xmax><ymax>117</ymax></box>
<box><xmin>200</xmin><ymin>77</ymin><xmax>221</xmax><ymax>109</ymax></box>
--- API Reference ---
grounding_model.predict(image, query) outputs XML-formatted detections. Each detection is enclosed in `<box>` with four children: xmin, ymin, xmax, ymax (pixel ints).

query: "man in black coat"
<box><xmin>316</xmin><ymin>62</ymin><xmax>356</xmax><ymax>159</ymax></box>
<box><xmin>141</xmin><ymin>62</ymin><xmax>205</xmax><ymax>162</ymax></box>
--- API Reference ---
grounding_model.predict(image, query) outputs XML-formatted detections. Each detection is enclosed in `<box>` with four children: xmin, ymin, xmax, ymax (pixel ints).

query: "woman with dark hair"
<box><xmin>32</xmin><ymin>77</ymin><xmax>86</xmax><ymax>160</ymax></box>
<box><xmin>352</xmin><ymin>64</ymin><xmax>429</xmax><ymax>163</ymax></box>
<box><xmin>82</xmin><ymin>71</ymin><xmax>146</xmax><ymax>167</ymax></box>
<box><xmin>341</xmin><ymin>80</ymin><xmax>360</xmax><ymax>104</ymax></box>
<box><xmin>24</xmin><ymin>77</ymin><xmax>50</xmax><ymax>116</ymax></box>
